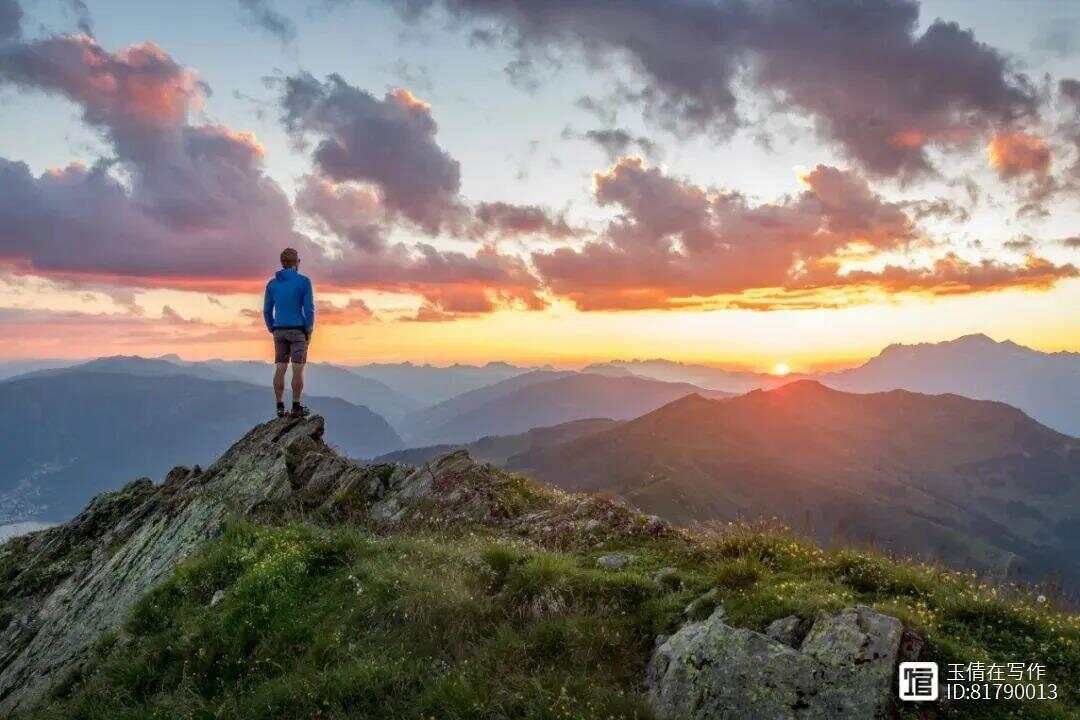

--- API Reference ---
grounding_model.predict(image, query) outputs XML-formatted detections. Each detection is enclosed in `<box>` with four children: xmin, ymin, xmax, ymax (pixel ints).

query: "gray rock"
<box><xmin>596</xmin><ymin>552</ymin><xmax>635</xmax><ymax>570</ymax></box>
<box><xmin>765</xmin><ymin>614</ymin><xmax>809</xmax><ymax>648</ymax></box>
<box><xmin>210</xmin><ymin>590</ymin><xmax>226</xmax><ymax>607</ymax></box>
<box><xmin>646</xmin><ymin>605</ymin><xmax>904</xmax><ymax>720</ymax></box>
<box><xmin>683</xmin><ymin>587</ymin><xmax>723</xmax><ymax>620</ymax></box>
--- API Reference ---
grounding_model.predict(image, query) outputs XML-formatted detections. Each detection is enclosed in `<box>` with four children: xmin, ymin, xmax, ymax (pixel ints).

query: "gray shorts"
<box><xmin>273</xmin><ymin>328</ymin><xmax>308</xmax><ymax>364</ymax></box>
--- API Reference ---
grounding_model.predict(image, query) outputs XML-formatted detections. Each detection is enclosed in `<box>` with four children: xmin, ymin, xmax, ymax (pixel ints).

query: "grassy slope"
<box><xmin>35</xmin><ymin>514</ymin><xmax>1079</xmax><ymax>720</ymax></box>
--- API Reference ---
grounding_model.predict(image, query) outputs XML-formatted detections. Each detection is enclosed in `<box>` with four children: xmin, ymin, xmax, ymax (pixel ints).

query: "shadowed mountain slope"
<box><xmin>377</xmin><ymin>417</ymin><xmax>621</xmax><ymax>466</ymax></box>
<box><xmin>511</xmin><ymin>381</ymin><xmax>1080</xmax><ymax>586</ymax></box>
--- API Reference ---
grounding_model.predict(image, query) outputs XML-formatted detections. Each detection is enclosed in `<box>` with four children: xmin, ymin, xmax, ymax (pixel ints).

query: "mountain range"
<box><xmin>403</xmin><ymin>372</ymin><xmax>732</xmax><ymax>445</ymax></box>
<box><xmin>340</xmin><ymin>360</ymin><xmax>535</xmax><ymax>405</ymax></box>
<box><xmin>511</xmin><ymin>380</ymin><xmax>1080</xmax><ymax>586</ymax></box>
<box><xmin>591</xmin><ymin>335</ymin><xmax>1080</xmax><ymax>436</ymax></box>
<box><xmin>0</xmin><ymin>369</ymin><xmax>402</xmax><ymax>522</ymax></box>
<box><xmin>377</xmin><ymin>417</ymin><xmax>621</xmax><ymax>466</ymax></box>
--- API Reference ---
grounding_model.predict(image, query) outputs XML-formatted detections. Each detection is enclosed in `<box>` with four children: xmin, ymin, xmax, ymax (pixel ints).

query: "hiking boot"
<box><xmin>290</xmin><ymin>404</ymin><xmax>310</xmax><ymax>418</ymax></box>
<box><xmin>276</xmin><ymin>402</ymin><xmax>286</xmax><ymax>418</ymax></box>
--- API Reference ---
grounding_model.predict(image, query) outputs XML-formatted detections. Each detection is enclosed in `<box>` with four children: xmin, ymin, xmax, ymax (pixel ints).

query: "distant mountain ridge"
<box><xmin>407</xmin><ymin>373</ymin><xmax>732</xmax><ymax>445</ymax></box>
<box><xmin>822</xmin><ymin>334</ymin><xmax>1080</xmax><ymax>436</ymax></box>
<box><xmin>0</xmin><ymin>369</ymin><xmax>402</xmax><ymax>522</ymax></box>
<box><xmin>596</xmin><ymin>335</ymin><xmax>1080</xmax><ymax>436</ymax></box>
<box><xmin>22</xmin><ymin>355</ymin><xmax>421</xmax><ymax>428</ymax></box>
<box><xmin>377</xmin><ymin>417</ymin><xmax>621</xmax><ymax>466</ymax></box>
<box><xmin>342</xmin><ymin>361</ymin><xmax>539</xmax><ymax>405</ymax></box>
<box><xmin>512</xmin><ymin>380</ymin><xmax>1080</xmax><ymax>586</ymax></box>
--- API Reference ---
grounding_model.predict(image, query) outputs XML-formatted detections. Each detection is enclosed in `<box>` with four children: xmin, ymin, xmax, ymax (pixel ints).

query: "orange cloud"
<box><xmin>532</xmin><ymin>159</ymin><xmax>1077</xmax><ymax>312</ymax></box>
<box><xmin>987</xmin><ymin>132</ymin><xmax>1050</xmax><ymax>178</ymax></box>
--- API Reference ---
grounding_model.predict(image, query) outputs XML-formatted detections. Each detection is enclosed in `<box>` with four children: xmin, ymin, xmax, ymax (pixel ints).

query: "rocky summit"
<box><xmin>1</xmin><ymin>416</ymin><xmax>1077</xmax><ymax>719</ymax></box>
<box><xmin>0</xmin><ymin>416</ymin><xmax>665</xmax><ymax>714</ymax></box>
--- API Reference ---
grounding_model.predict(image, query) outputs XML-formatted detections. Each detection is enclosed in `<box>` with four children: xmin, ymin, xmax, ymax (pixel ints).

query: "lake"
<box><xmin>0</xmin><ymin>521</ymin><xmax>54</xmax><ymax>542</ymax></box>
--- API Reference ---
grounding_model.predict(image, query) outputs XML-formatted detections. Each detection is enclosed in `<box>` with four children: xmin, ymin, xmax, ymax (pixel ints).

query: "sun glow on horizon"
<box><xmin>772</xmin><ymin>362</ymin><xmax>791</xmax><ymax>376</ymax></box>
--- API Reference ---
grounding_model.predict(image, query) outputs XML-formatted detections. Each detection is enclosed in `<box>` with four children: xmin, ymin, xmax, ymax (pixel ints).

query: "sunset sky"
<box><xmin>1</xmin><ymin>0</ymin><xmax>1079</xmax><ymax>371</ymax></box>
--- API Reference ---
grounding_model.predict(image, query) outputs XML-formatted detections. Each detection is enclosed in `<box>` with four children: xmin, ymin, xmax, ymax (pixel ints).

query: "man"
<box><xmin>263</xmin><ymin>248</ymin><xmax>315</xmax><ymax>418</ymax></box>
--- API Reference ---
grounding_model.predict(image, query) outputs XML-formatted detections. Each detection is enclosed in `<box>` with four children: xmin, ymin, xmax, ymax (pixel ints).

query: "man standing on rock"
<box><xmin>263</xmin><ymin>248</ymin><xmax>315</xmax><ymax>418</ymax></box>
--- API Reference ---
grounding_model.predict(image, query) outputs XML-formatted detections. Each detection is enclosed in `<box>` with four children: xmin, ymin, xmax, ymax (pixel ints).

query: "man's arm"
<box><xmin>263</xmin><ymin>281</ymin><xmax>275</xmax><ymax>332</ymax></box>
<box><xmin>302</xmin><ymin>277</ymin><xmax>315</xmax><ymax>335</ymax></box>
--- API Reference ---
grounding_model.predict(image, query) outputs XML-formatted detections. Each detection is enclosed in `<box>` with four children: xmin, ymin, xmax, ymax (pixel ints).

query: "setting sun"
<box><xmin>772</xmin><ymin>362</ymin><xmax>791</xmax><ymax>376</ymax></box>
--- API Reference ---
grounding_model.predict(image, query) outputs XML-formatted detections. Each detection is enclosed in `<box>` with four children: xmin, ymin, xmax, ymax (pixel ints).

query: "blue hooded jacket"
<box><xmin>263</xmin><ymin>268</ymin><xmax>315</xmax><ymax>333</ymax></box>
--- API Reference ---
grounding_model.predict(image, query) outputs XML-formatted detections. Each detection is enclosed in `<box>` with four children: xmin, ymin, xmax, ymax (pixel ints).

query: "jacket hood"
<box><xmin>275</xmin><ymin>268</ymin><xmax>298</xmax><ymax>281</ymax></box>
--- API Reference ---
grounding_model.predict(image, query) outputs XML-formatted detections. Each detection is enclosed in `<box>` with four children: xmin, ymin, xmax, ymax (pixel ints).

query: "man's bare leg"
<box><xmin>291</xmin><ymin>362</ymin><xmax>305</xmax><ymax>406</ymax></box>
<box><xmin>273</xmin><ymin>362</ymin><xmax>288</xmax><ymax>403</ymax></box>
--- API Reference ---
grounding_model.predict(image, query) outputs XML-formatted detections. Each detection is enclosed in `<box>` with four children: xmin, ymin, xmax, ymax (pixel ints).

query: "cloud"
<box><xmin>0</xmin><ymin>0</ymin><xmax>21</xmax><ymax>41</ymax></box>
<box><xmin>0</xmin><ymin>32</ymin><xmax>310</xmax><ymax>288</ymax></box>
<box><xmin>237</xmin><ymin>0</ymin><xmax>297</xmax><ymax>45</ymax></box>
<box><xmin>294</xmin><ymin>173</ymin><xmax>545</xmax><ymax>317</ymax></box>
<box><xmin>471</xmin><ymin>201</ymin><xmax>580</xmax><ymax>239</ymax></box>
<box><xmin>63</xmin><ymin>0</ymin><xmax>93</xmax><ymax>35</ymax></box>
<box><xmin>315</xmin><ymin>298</ymin><xmax>375</xmax><ymax>324</ymax></box>
<box><xmin>381</xmin><ymin>0</ymin><xmax>1038</xmax><ymax>178</ymax></box>
<box><xmin>314</xmin><ymin>238</ymin><xmax>546</xmax><ymax>315</ymax></box>
<box><xmin>279</xmin><ymin>72</ymin><xmax>564</xmax><ymax>318</ymax></box>
<box><xmin>0</xmin><ymin>305</ymin><xmax>264</xmax><ymax>357</ymax></box>
<box><xmin>1063</xmin><ymin>236</ymin><xmax>1080</xmax><ymax>249</ymax></box>
<box><xmin>987</xmin><ymin>132</ymin><xmax>1051</xmax><ymax>178</ymax></box>
<box><xmin>281</xmin><ymin>73</ymin><xmax>464</xmax><ymax>232</ymax></box>
<box><xmin>577</xmin><ymin>128</ymin><xmax>658</xmax><ymax>162</ymax></box>
<box><xmin>530</xmin><ymin>158</ymin><xmax>1075</xmax><ymax>311</ymax></box>
<box><xmin>841</xmin><ymin>253</ymin><xmax>1077</xmax><ymax>295</ymax></box>
<box><xmin>902</xmin><ymin>198</ymin><xmax>971</xmax><ymax>224</ymax></box>
<box><xmin>295</xmin><ymin>174</ymin><xmax>384</xmax><ymax>251</ymax></box>
<box><xmin>1004</xmin><ymin>235</ymin><xmax>1037</xmax><ymax>251</ymax></box>
<box><xmin>1057</xmin><ymin>79</ymin><xmax>1080</xmax><ymax>180</ymax></box>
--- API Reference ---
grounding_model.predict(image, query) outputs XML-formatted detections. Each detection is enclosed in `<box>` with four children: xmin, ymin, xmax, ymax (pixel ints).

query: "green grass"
<box><xmin>37</xmin><ymin>520</ymin><xmax>1080</xmax><ymax>720</ymax></box>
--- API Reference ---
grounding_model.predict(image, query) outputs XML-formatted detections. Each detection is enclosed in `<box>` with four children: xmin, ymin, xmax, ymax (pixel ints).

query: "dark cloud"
<box><xmin>1063</xmin><ymin>236</ymin><xmax>1080</xmax><ymax>249</ymax></box>
<box><xmin>1061</xmin><ymin>78</ymin><xmax>1080</xmax><ymax>105</ymax></box>
<box><xmin>381</xmin><ymin>0</ymin><xmax>1038</xmax><ymax>177</ymax></box>
<box><xmin>281</xmin><ymin>72</ymin><xmax>464</xmax><ymax>232</ymax></box>
<box><xmin>0</xmin><ymin>0</ymin><xmax>21</xmax><ymax>41</ymax></box>
<box><xmin>574</xmin><ymin>95</ymin><xmax>617</xmax><ymax>125</ymax></box>
<box><xmin>386</xmin><ymin>59</ymin><xmax>433</xmax><ymax>93</ymax></box>
<box><xmin>64</xmin><ymin>0</ymin><xmax>93</xmax><ymax>35</ymax></box>
<box><xmin>579</xmin><ymin>128</ymin><xmax>658</xmax><ymax>162</ymax></box>
<box><xmin>902</xmin><ymin>198</ymin><xmax>970</xmax><ymax>224</ymax></box>
<box><xmin>0</xmin><ymin>33</ymin><xmax>309</xmax><ymax>287</ymax></box>
<box><xmin>238</xmin><ymin>0</ymin><xmax>297</xmax><ymax>45</ymax></box>
<box><xmin>279</xmin><ymin>71</ymin><xmax>563</xmax><ymax>317</ymax></box>
<box><xmin>1057</xmin><ymin>79</ymin><xmax>1080</xmax><ymax>181</ymax></box>
<box><xmin>471</xmin><ymin>201</ymin><xmax>580</xmax><ymax>239</ymax></box>
<box><xmin>530</xmin><ymin>158</ymin><xmax>1075</xmax><ymax>311</ymax></box>
<box><xmin>1004</xmin><ymin>235</ymin><xmax>1037</xmax><ymax>251</ymax></box>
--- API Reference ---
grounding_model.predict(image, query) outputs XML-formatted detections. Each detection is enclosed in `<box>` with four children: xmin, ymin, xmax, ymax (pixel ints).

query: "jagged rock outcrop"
<box><xmin>0</xmin><ymin>417</ymin><xmax>670</xmax><ymax>712</ymax></box>
<box><xmin>646</xmin><ymin>605</ymin><xmax>904</xmax><ymax>720</ymax></box>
